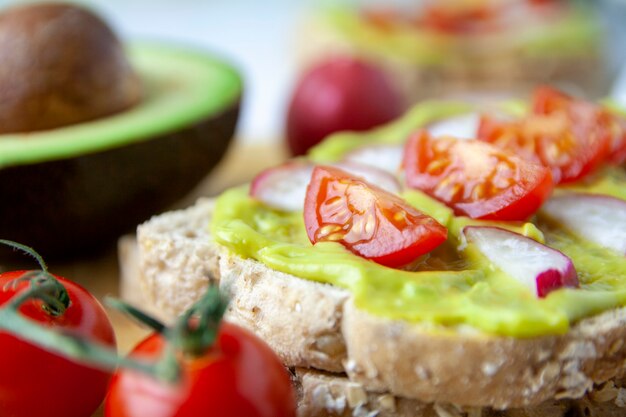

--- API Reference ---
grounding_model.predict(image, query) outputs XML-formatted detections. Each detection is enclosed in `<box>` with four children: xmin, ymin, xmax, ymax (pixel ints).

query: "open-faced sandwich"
<box><xmin>295</xmin><ymin>0</ymin><xmax>612</xmax><ymax>102</ymax></box>
<box><xmin>119</xmin><ymin>86</ymin><xmax>626</xmax><ymax>416</ymax></box>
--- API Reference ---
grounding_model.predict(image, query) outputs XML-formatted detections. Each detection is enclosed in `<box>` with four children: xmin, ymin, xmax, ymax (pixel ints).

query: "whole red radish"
<box><xmin>286</xmin><ymin>56</ymin><xmax>404</xmax><ymax>156</ymax></box>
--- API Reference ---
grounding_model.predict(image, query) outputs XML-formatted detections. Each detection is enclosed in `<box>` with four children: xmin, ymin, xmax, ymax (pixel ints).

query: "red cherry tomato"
<box><xmin>0</xmin><ymin>270</ymin><xmax>116</xmax><ymax>417</ymax></box>
<box><xmin>304</xmin><ymin>165</ymin><xmax>447</xmax><ymax>267</ymax></box>
<box><xmin>286</xmin><ymin>56</ymin><xmax>404</xmax><ymax>156</ymax></box>
<box><xmin>478</xmin><ymin>87</ymin><xmax>612</xmax><ymax>183</ymax></box>
<box><xmin>403</xmin><ymin>131</ymin><xmax>554</xmax><ymax>221</ymax></box>
<box><xmin>420</xmin><ymin>2</ymin><xmax>497</xmax><ymax>34</ymax></box>
<box><xmin>531</xmin><ymin>85</ymin><xmax>573</xmax><ymax>114</ymax></box>
<box><xmin>533</xmin><ymin>86</ymin><xmax>621</xmax><ymax>167</ymax></box>
<box><xmin>105</xmin><ymin>322</ymin><xmax>296</xmax><ymax>417</ymax></box>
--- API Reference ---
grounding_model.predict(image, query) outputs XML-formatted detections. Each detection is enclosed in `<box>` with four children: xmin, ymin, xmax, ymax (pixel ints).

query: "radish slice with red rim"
<box><xmin>427</xmin><ymin>113</ymin><xmax>481</xmax><ymax>140</ymax></box>
<box><xmin>541</xmin><ymin>193</ymin><xmax>626</xmax><ymax>256</ymax></box>
<box><xmin>463</xmin><ymin>226</ymin><xmax>579</xmax><ymax>298</ymax></box>
<box><xmin>251</xmin><ymin>160</ymin><xmax>401</xmax><ymax>211</ymax></box>
<box><xmin>250</xmin><ymin>162</ymin><xmax>314</xmax><ymax>212</ymax></box>
<box><xmin>332</xmin><ymin>161</ymin><xmax>401</xmax><ymax>194</ymax></box>
<box><xmin>343</xmin><ymin>144</ymin><xmax>403</xmax><ymax>174</ymax></box>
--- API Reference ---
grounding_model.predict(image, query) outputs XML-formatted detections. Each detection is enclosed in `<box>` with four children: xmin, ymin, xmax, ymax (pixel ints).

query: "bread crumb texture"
<box><xmin>296</xmin><ymin>369</ymin><xmax>626</xmax><ymax>417</ymax></box>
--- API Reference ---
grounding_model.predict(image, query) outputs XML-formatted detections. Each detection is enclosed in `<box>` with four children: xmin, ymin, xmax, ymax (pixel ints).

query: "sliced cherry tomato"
<box><xmin>531</xmin><ymin>85</ymin><xmax>572</xmax><ymax>114</ymax></box>
<box><xmin>534</xmin><ymin>86</ymin><xmax>622</xmax><ymax>167</ymax></box>
<box><xmin>403</xmin><ymin>131</ymin><xmax>554</xmax><ymax>221</ymax></box>
<box><xmin>419</xmin><ymin>1</ymin><xmax>498</xmax><ymax>34</ymax></box>
<box><xmin>105</xmin><ymin>322</ymin><xmax>296</xmax><ymax>417</ymax></box>
<box><xmin>0</xmin><ymin>270</ymin><xmax>116</xmax><ymax>417</ymax></box>
<box><xmin>479</xmin><ymin>86</ymin><xmax>612</xmax><ymax>183</ymax></box>
<box><xmin>304</xmin><ymin>165</ymin><xmax>447</xmax><ymax>267</ymax></box>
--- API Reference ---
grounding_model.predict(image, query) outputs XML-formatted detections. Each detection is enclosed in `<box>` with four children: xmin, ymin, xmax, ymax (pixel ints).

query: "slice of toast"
<box><xmin>118</xmin><ymin>197</ymin><xmax>626</xmax><ymax>410</ymax></box>
<box><xmin>118</xmin><ymin>237</ymin><xmax>626</xmax><ymax>416</ymax></box>
<box><xmin>294</xmin><ymin>9</ymin><xmax>612</xmax><ymax>102</ymax></box>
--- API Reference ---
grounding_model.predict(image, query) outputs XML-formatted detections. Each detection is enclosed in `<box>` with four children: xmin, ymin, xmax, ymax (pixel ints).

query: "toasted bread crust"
<box><xmin>343</xmin><ymin>299</ymin><xmax>626</xmax><ymax>408</ymax></box>
<box><xmin>296</xmin><ymin>368</ymin><xmax>626</xmax><ymax>417</ymax></box>
<box><xmin>124</xmin><ymin>197</ymin><xmax>626</xmax><ymax>408</ymax></box>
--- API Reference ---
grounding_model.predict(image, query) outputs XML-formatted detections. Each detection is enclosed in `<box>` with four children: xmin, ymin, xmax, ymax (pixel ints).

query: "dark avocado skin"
<box><xmin>0</xmin><ymin>103</ymin><xmax>239</xmax><ymax>260</ymax></box>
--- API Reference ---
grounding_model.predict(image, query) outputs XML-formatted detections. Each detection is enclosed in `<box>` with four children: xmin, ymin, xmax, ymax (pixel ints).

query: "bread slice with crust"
<box><xmin>118</xmin><ymin>238</ymin><xmax>626</xmax><ymax>416</ymax></box>
<box><xmin>295</xmin><ymin>368</ymin><xmax>626</xmax><ymax>417</ymax></box>
<box><xmin>342</xmin><ymin>299</ymin><xmax>626</xmax><ymax>408</ymax></box>
<box><xmin>294</xmin><ymin>9</ymin><xmax>612</xmax><ymax>102</ymax></box>
<box><xmin>118</xmin><ymin>196</ymin><xmax>626</xmax><ymax>410</ymax></box>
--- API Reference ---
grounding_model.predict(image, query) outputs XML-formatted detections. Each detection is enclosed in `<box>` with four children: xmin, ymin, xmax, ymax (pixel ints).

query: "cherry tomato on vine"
<box><xmin>304</xmin><ymin>165</ymin><xmax>448</xmax><ymax>267</ymax></box>
<box><xmin>403</xmin><ymin>131</ymin><xmax>554</xmax><ymax>221</ymax></box>
<box><xmin>105</xmin><ymin>322</ymin><xmax>296</xmax><ymax>417</ymax></box>
<box><xmin>0</xmin><ymin>270</ymin><xmax>116</xmax><ymax>417</ymax></box>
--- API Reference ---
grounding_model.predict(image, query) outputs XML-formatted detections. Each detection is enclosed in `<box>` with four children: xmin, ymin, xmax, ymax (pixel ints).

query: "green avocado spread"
<box><xmin>211</xmin><ymin>102</ymin><xmax>626</xmax><ymax>338</ymax></box>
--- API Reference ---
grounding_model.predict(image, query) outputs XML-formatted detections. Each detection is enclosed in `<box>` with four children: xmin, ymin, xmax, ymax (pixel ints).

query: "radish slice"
<box><xmin>251</xmin><ymin>161</ymin><xmax>401</xmax><ymax>211</ymax></box>
<box><xmin>343</xmin><ymin>144</ymin><xmax>403</xmax><ymax>174</ymax></box>
<box><xmin>463</xmin><ymin>226</ymin><xmax>579</xmax><ymax>298</ymax></box>
<box><xmin>250</xmin><ymin>162</ymin><xmax>313</xmax><ymax>211</ymax></box>
<box><xmin>541</xmin><ymin>193</ymin><xmax>626</xmax><ymax>256</ymax></box>
<box><xmin>427</xmin><ymin>113</ymin><xmax>481</xmax><ymax>140</ymax></box>
<box><xmin>332</xmin><ymin>161</ymin><xmax>401</xmax><ymax>194</ymax></box>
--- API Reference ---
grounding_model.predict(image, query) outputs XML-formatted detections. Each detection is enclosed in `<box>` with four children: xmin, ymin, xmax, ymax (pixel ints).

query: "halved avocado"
<box><xmin>0</xmin><ymin>43</ymin><xmax>241</xmax><ymax>259</ymax></box>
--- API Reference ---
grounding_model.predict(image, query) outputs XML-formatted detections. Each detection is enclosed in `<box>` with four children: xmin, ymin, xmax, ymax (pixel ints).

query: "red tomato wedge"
<box><xmin>531</xmin><ymin>85</ymin><xmax>572</xmax><ymax>114</ymax></box>
<box><xmin>478</xmin><ymin>87</ymin><xmax>613</xmax><ymax>183</ymax></box>
<box><xmin>533</xmin><ymin>85</ymin><xmax>626</xmax><ymax>166</ymax></box>
<box><xmin>403</xmin><ymin>131</ymin><xmax>554</xmax><ymax>221</ymax></box>
<box><xmin>304</xmin><ymin>165</ymin><xmax>447</xmax><ymax>268</ymax></box>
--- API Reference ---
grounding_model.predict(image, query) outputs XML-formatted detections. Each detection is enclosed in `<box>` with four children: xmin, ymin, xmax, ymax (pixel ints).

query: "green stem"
<box><xmin>0</xmin><ymin>279</ymin><xmax>228</xmax><ymax>385</ymax></box>
<box><xmin>154</xmin><ymin>337</ymin><xmax>182</xmax><ymax>383</ymax></box>
<box><xmin>0</xmin><ymin>275</ymin><xmax>172</xmax><ymax>381</ymax></box>
<box><xmin>0</xmin><ymin>307</ymin><xmax>155</xmax><ymax>376</ymax></box>
<box><xmin>0</xmin><ymin>240</ymin><xmax>183</xmax><ymax>383</ymax></box>
<box><xmin>173</xmin><ymin>285</ymin><xmax>228</xmax><ymax>357</ymax></box>
<box><xmin>8</xmin><ymin>276</ymin><xmax>69</xmax><ymax>316</ymax></box>
<box><xmin>105</xmin><ymin>297</ymin><xmax>182</xmax><ymax>383</ymax></box>
<box><xmin>0</xmin><ymin>239</ymin><xmax>47</xmax><ymax>271</ymax></box>
<box><xmin>106</xmin><ymin>297</ymin><xmax>166</xmax><ymax>333</ymax></box>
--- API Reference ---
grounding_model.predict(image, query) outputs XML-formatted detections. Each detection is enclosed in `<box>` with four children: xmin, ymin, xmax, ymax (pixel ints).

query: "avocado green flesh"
<box><xmin>212</xmin><ymin>102</ymin><xmax>626</xmax><ymax>338</ymax></box>
<box><xmin>0</xmin><ymin>43</ymin><xmax>242</xmax><ymax>168</ymax></box>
